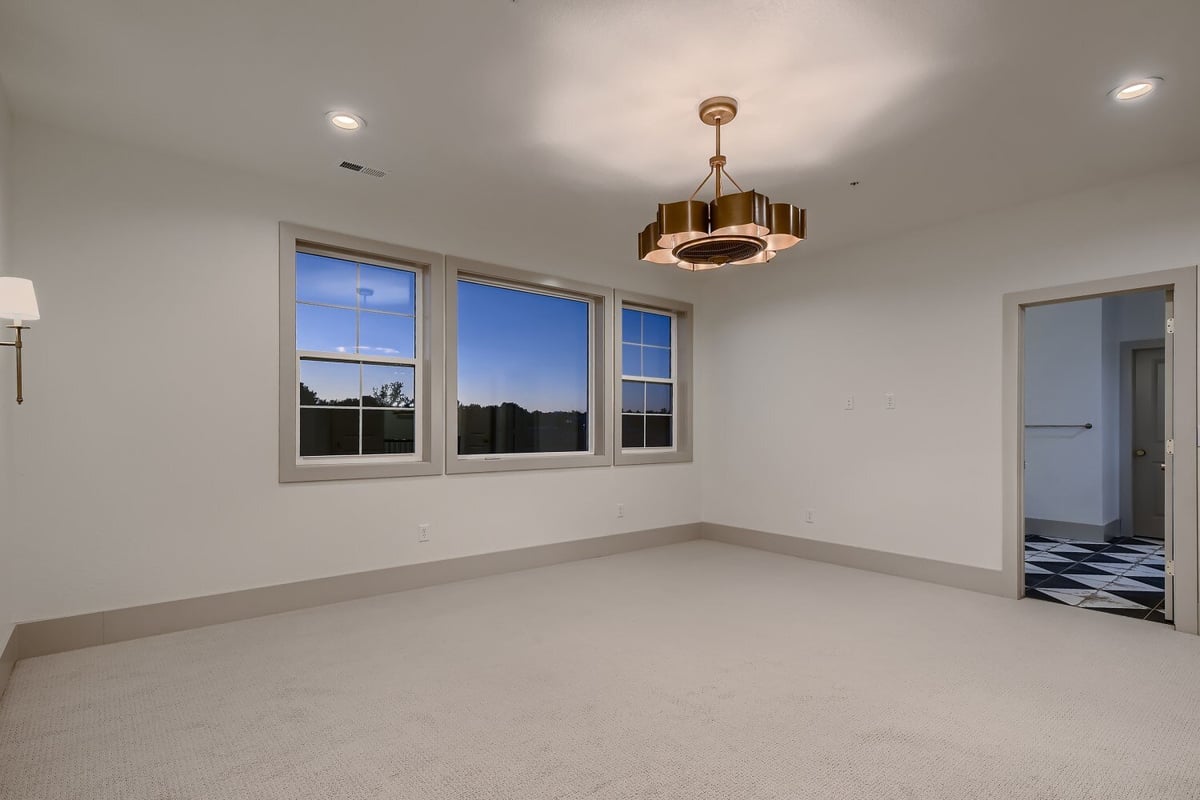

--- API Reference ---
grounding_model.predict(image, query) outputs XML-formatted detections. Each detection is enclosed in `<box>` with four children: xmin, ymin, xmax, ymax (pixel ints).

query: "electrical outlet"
<box><xmin>617</xmin><ymin>503</ymin><xmax>625</xmax><ymax>519</ymax></box>
<box><xmin>418</xmin><ymin>523</ymin><xmax>430</xmax><ymax>543</ymax></box>
<box><xmin>844</xmin><ymin>394</ymin><xmax>855</xmax><ymax>411</ymax></box>
<box><xmin>805</xmin><ymin>509</ymin><xmax>816</xmax><ymax>524</ymax></box>
<box><xmin>885</xmin><ymin>392</ymin><xmax>896</xmax><ymax>410</ymax></box>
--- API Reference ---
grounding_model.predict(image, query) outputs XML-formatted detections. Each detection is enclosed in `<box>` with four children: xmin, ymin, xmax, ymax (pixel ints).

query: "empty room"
<box><xmin>1</xmin><ymin>1</ymin><xmax>1199</xmax><ymax>798</ymax></box>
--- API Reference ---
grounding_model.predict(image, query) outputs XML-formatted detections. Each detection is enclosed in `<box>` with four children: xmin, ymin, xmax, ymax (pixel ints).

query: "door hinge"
<box><xmin>1167</xmin><ymin>439</ymin><xmax>1174</xmax><ymax>455</ymax></box>
<box><xmin>1167</xmin><ymin>317</ymin><xmax>1175</xmax><ymax>334</ymax></box>
<box><xmin>1166</xmin><ymin>560</ymin><xmax>1175</xmax><ymax>577</ymax></box>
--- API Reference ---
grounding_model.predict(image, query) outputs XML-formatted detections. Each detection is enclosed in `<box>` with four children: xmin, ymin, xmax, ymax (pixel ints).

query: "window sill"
<box><xmin>279</xmin><ymin>458</ymin><xmax>442</xmax><ymax>483</ymax></box>
<box><xmin>614</xmin><ymin>448</ymin><xmax>693</xmax><ymax>466</ymax></box>
<box><xmin>446</xmin><ymin>451</ymin><xmax>612</xmax><ymax>475</ymax></box>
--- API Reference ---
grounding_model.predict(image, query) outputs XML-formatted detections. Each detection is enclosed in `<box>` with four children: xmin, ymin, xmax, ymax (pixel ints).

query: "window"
<box><xmin>446</xmin><ymin>257</ymin><xmax>611</xmax><ymax>473</ymax></box>
<box><xmin>279</xmin><ymin>224</ymin><xmax>443</xmax><ymax>482</ymax></box>
<box><xmin>456</xmin><ymin>280</ymin><xmax>589</xmax><ymax>455</ymax></box>
<box><xmin>615</xmin><ymin>292</ymin><xmax>693</xmax><ymax>466</ymax></box>
<box><xmin>297</xmin><ymin>253</ymin><xmax>419</xmax><ymax>457</ymax></box>
<box><xmin>621</xmin><ymin>307</ymin><xmax>675</xmax><ymax>449</ymax></box>
<box><xmin>280</xmin><ymin>231</ymin><xmax>688</xmax><ymax>479</ymax></box>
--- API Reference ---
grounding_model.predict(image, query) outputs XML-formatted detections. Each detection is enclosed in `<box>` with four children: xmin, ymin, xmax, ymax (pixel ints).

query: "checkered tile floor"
<box><xmin>1024</xmin><ymin>534</ymin><xmax>1168</xmax><ymax>624</ymax></box>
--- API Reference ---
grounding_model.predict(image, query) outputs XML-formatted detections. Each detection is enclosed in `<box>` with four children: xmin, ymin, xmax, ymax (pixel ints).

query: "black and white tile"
<box><xmin>1024</xmin><ymin>535</ymin><xmax>1167</xmax><ymax>624</ymax></box>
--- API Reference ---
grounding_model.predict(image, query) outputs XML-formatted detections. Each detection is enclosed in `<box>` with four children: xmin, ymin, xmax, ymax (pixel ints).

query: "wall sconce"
<box><xmin>0</xmin><ymin>277</ymin><xmax>41</xmax><ymax>404</ymax></box>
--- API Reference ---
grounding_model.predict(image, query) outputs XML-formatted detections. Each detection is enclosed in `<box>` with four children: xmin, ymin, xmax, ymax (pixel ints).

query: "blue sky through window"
<box><xmin>457</xmin><ymin>280</ymin><xmax>589</xmax><ymax>412</ymax></box>
<box><xmin>297</xmin><ymin>253</ymin><xmax>414</xmax><ymax>314</ymax></box>
<box><xmin>296</xmin><ymin>253</ymin><xmax>418</xmax><ymax>406</ymax></box>
<box><xmin>622</xmin><ymin>308</ymin><xmax>671</xmax><ymax>379</ymax></box>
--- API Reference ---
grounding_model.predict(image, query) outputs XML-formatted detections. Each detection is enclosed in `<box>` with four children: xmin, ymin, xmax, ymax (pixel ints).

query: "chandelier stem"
<box><xmin>714</xmin><ymin>120</ymin><xmax>723</xmax><ymax>198</ymax></box>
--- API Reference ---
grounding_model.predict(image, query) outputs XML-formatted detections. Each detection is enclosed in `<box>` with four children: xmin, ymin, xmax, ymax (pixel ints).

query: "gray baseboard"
<box><xmin>0</xmin><ymin>625</ymin><xmax>16</xmax><ymax>701</ymax></box>
<box><xmin>700</xmin><ymin>523</ymin><xmax>1010</xmax><ymax>596</ymax></box>
<box><xmin>1025</xmin><ymin>517</ymin><xmax>1121</xmax><ymax>543</ymax></box>
<box><xmin>13</xmin><ymin>524</ymin><xmax>701</xmax><ymax>661</ymax></box>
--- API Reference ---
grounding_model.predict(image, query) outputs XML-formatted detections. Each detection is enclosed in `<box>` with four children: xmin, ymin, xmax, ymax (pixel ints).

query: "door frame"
<box><xmin>1002</xmin><ymin>266</ymin><xmax>1198</xmax><ymax>634</ymax></box>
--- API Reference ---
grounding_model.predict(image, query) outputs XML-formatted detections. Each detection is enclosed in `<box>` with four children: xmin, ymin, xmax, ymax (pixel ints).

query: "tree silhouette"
<box><xmin>456</xmin><ymin>401</ymin><xmax>586</xmax><ymax>454</ymax></box>
<box><xmin>369</xmin><ymin>380</ymin><xmax>413</xmax><ymax>408</ymax></box>
<box><xmin>299</xmin><ymin>382</ymin><xmax>318</xmax><ymax>405</ymax></box>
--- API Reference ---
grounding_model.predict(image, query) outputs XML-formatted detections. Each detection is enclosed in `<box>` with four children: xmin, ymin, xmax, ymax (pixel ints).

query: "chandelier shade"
<box><xmin>656</xmin><ymin>200</ymin><xmax>710</xmax><ymax>248</ymax></box>
<box><xmin>675</xmin><ymin>259</ymin><xmax>724</xmax><ymax>273</ymax></box>
<box><xmin>637</xmin><ymin>97</ymin><xmax>806</xmax><ymax>271</ymax></box>
<box><xmin>638</xmin><ymin>222</ymin><xmax>677</xmax><ymax>264</ymax></box>
<box><xmin>711</xmin><ymin>190</ymin><xmax>770</xmax><ymax>238</ymax></box>
<box><xmin>765</xmin><ymin>203</ymin><xmax>807</xmax><ymax>251</ymax></box>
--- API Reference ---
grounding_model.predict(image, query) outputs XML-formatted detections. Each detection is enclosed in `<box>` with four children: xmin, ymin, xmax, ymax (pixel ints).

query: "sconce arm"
<box><xmin>2</xmin><ymin>325</ymin><xmax>28</xmax><ymax>403</ymax></box>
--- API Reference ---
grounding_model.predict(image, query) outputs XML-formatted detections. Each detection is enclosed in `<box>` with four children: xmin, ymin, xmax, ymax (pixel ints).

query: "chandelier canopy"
<box><xmin>638</xmin><ymin>97</ymin><xmax>806</xmax><ymax>271</ymax></box>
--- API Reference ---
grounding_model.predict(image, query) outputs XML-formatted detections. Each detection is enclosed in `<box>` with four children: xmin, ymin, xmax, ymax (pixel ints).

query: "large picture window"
<box><xmin>457</xmin><ymin>280</ymin><xmax>590</xmax><ymax>455</ymax></box>
<box><xmin>446</xmin><ymin>257</ymin><xmax>611</xmax><ymax>473</ymax></box>
<box><xmin>279</xmin><ymin>224</ymin><xmax>443</xmax><ymax>482</ymax></box>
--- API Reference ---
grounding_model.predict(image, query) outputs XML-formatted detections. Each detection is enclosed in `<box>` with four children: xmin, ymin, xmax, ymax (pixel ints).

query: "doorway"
<box><xmin>1002</xmin><ymin>267</ymin><xmax>1198</xmax><ymax>634</ymax></box>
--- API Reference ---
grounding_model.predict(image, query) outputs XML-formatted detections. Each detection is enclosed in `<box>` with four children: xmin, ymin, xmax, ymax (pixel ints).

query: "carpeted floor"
<box><xmin>2</xmin><ymin>540</ymin><xmax>1199</xmax><ymax>800</ymax></box>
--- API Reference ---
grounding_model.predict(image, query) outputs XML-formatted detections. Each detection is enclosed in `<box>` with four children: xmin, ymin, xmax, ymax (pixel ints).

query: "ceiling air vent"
<box><xmin>338</xmin><ymin>161</ymin><xmax>387</xmax><ymax>178</ymax></box>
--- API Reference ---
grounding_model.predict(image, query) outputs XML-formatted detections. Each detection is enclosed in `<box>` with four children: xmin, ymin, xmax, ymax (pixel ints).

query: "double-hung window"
<box><xmin>446</xmin><ymin>257</ymin><xmax>612</xmax><ymax>473</ymax></box>
<box><xmin>279</xmin><ymin>224</ymin><xmax>443</xmax><ymax>482</ymax></box>
<box><xmin>615</xmin><ymin>292</ymin><xmax>693</xmax><ymax>465</ymax></box>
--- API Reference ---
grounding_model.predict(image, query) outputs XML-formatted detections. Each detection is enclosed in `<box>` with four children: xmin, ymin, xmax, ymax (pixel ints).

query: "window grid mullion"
<box><xmin>297</xmin><ymin>299</ymin><xmax>416</xmax><ymax>319</ymax></box>
<box><xmin>356</xmin><ymin>266</ymin><xmax>363</xmax><ymax>455</ymax></box>
<box><xmin>298</xmin><ymin>351</ymin><xmax>417</xmax><ymax>368</ymax></box>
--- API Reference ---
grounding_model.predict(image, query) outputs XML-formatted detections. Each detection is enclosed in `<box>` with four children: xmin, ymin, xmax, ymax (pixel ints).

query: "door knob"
<box><xmin>1135</xmin><ymin>448</ymin><xmax>1147</xmax><ymax>457</ymax></box>
<box><xmin>1160</xmin><ymin>463</ymin><xmax>1166</xmax><ymax>471</ymax></box>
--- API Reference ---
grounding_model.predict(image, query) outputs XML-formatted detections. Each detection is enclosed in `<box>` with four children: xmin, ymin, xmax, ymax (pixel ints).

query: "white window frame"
<box><xmin>445</xmin><ymin>256</ymin><xmax>612</xmax><ymax>474</ymax></box>
<box><xmin>279</xmin><ymin>223</ymin><xmax>444</xmax><ymax>482</ymax></box>
<box><xmin>614</xmin><ymin>291</ymin><xmax>694</xmax><ymax>466</ymax></box>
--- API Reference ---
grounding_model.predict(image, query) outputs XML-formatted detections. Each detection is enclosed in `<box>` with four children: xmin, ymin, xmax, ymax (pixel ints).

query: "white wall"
<box><xmin>1022</xmin><ymin>291</ymin><xmax>1164</xmax><ymax>530</ymax></box>
<box><xmin>0</xmin><ymin>78</ymin><xmax>13</xmax><ymax>640</ymax></box>
<box><xmin>1023</xmin><ymin>298</ymin><xmax>1106</xmax><ymax>526</ymax></box>
<box><xmin>1022</xmin><ymin>291</ymin><xmax>1161</xmax><ymax>527</ymax></box>
<box><xmin>5</xmin><ymin>122</ymin><xmax>702</xmax><ymax>622</ymax></box>
<box><xmin>7</xmin><ymin>116</ymin><xmax>1200</xmax><ymax>621</ymax></box>
<box><xmin>698</xmin><ymin>160</ymin><xmax>1200</xmax><ymax>570</ymax></box>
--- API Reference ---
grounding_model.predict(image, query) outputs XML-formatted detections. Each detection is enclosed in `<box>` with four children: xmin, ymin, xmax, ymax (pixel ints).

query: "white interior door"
<box><xmin>1131</xmin><ymin>346</ymin><xmax>1166</xmax><ymax>538</ymax></box>
<box><xmin>1163</xmin><ymin>293</ymin><xmax>1174</xmax><ymax>622</ymax></box>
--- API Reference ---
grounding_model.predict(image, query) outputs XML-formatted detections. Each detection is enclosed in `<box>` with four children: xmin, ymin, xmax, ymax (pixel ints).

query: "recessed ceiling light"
<box><xmin>1110</xmin><ymin>78</ymin><xmax>1162</xmax><ymax>102</ymax></box>
<box><xmin>326</xmin><ymin>111</ymin><xmax>365</xmax><ymax>131</ymax></box>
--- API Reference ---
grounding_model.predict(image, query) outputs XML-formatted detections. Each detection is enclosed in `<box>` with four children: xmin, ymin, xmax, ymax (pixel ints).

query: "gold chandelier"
<box><xmin>638</xmin><ymin>96</ymin><xmax>806</xmax><ymax>271</ymax></box>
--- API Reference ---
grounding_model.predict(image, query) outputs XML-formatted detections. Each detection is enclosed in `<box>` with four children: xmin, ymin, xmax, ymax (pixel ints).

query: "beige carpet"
<box><xmin>1</xmin><ymin>540</ymin><xmax>1199</xmax><ymax>799</ymax></box>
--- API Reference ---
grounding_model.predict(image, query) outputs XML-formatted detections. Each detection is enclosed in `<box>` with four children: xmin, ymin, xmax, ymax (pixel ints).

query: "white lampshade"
<box><xmin>0</xmin><ymin>277</ymin><xmax>40</xmax><ymax>323</ymax></box>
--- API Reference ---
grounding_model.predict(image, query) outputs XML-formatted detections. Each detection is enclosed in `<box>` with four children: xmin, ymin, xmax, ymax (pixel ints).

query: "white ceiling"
<box><xmin>1</xmin><ymin>0</ymin><xmax>1198</xmax><ymax>266</ymax></box>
